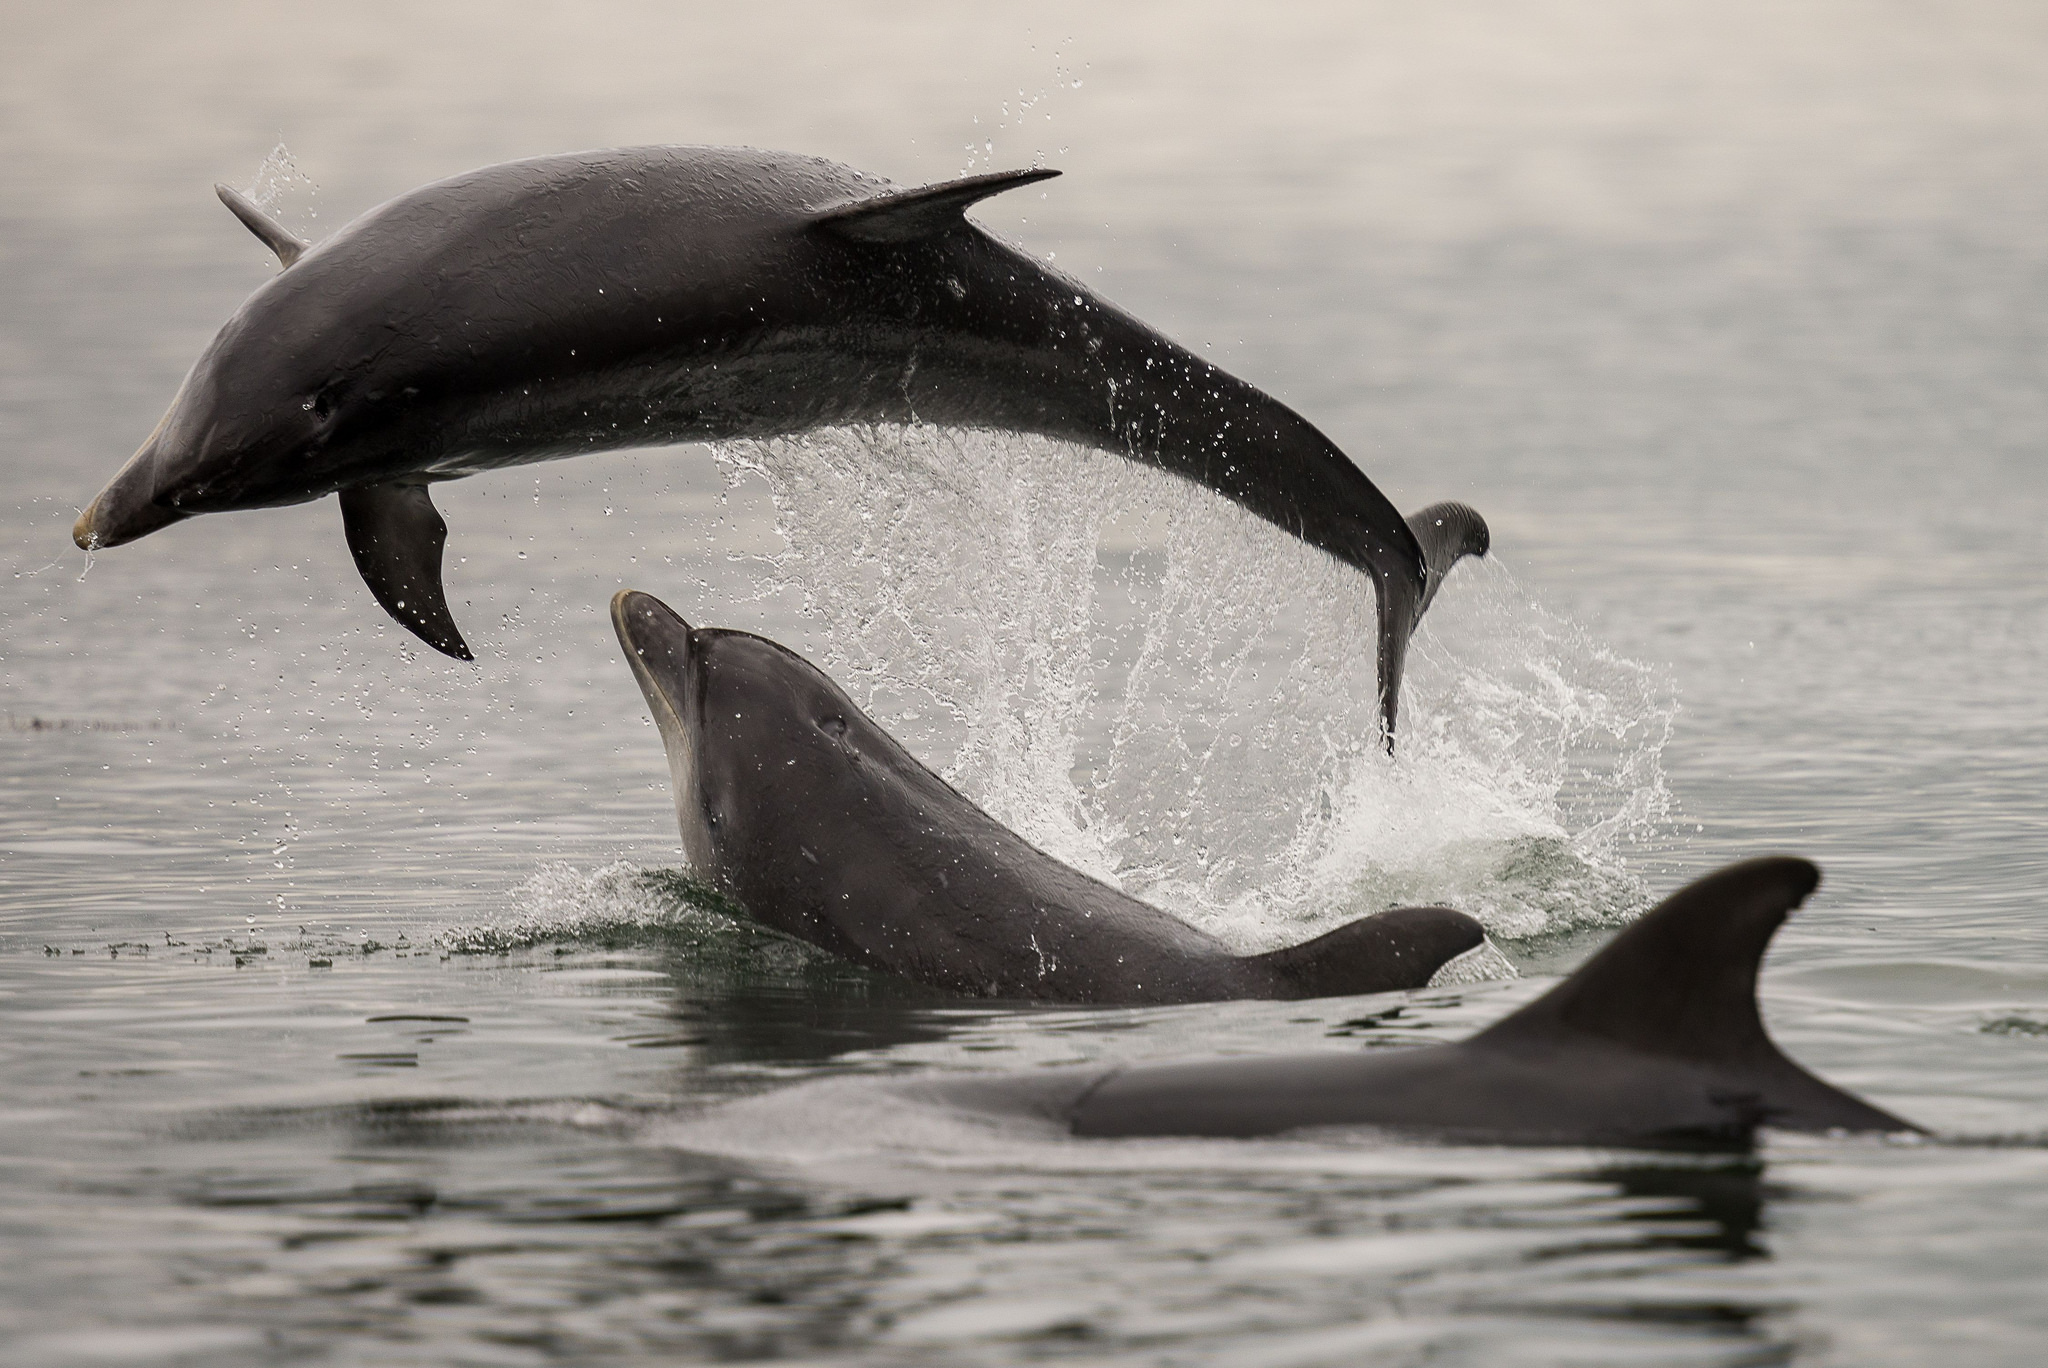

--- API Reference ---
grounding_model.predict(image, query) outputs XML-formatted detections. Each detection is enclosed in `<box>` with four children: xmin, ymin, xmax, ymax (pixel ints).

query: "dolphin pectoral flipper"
<box><xmin>1470</xmin><ymin>857</ymin><xmax>1921</xmax><ymax>1134</ymax></box>
<box><xmin>338</xmin><ymin>483</ymin><xmax>474</xmax><ymax>662</ymax></box>
<box><xmin>813</xmin><ymin>167</ymin><xmax>1061</xmax><ymax>243</ymax></box>
<box><xmin>215</xmin><ymin>184</ymin><xmax>309</xmax><ymax>269</ymax></box>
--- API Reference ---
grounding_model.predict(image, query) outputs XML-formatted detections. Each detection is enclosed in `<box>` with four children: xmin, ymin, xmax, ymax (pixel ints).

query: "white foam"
<box><xmin>715</xmin><ymin>426</ymin><xmax>1678</xmax><ymax>944</ymax></box>
<box><xmin>1425</xmin><ymin>937</ymin><xmax>1521</xmax><ymax>988</ymax></box>
<box><xmin>438</xmin><ymin>860</ymin><xmax>714</xmax><ymax>953</ymax></box>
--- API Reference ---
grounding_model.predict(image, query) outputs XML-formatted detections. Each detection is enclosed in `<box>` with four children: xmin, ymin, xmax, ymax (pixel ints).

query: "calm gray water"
<box><xmin>4</xmin><ymin>2</ymin><xmax>2046</xmax><ymax>1363</ymax></box>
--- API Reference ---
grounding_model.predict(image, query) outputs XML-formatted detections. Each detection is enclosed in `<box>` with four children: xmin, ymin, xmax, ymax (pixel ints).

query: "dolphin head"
<box><xmin>612</xmin><ymin>588</ymin><xmax>921</xmax><ymax>882</ymax></box>
<box><xmin>73</xmin><ymin>269</ymin><xmax>379</xmax><ymax>550</ymax></box>
<box><xmin>613</xmin><ymin>591</ymin><xmax>717</xmax><ymax>868</ymax></box>
<box><xmin>74</xmin><ymin>181</ymin><xmax>463</xmax><ymax>553</ymax></box>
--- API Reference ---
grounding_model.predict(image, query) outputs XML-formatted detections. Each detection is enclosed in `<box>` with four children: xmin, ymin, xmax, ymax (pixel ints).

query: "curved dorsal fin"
<box><xmin>1472</xmin><ymin>856</ymin><xmax>1918</xmax><ymax>1132</ymax></box>
<box><xmin>814</xmin><ymin>167</ymin><xmax>1060</xmax><ymax>244</ymax></box>
<box><xmin>216</xmin><ymin>183</ymin><xmax>309</xmax><ymax>268</ymax></box>
<box><xmin>1475</xmin><ymin>858</ymin><xmax>1815</xmax><ymax>1064</ymax></box>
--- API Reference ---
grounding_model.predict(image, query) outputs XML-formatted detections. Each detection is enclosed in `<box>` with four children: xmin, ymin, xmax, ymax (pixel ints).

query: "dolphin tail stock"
<box><xmin>1469</xmin><ymin>857</ymin><xmax>1921</xmax><ymax>1134</ymax></box>
<box><xmin>812</xmin><ymin>167</ymin><xmax>1061</xmax><ymax>243</ymax></box>
<box><xmin>215</xmin><ymin>183</ymin><xmax>309</xmax><ymax>268</ymax></box>
<box><xmin>1245</xmin><ymin>904</ymin><xmax>1487</xmax><ymax>999</ymax></box>
<box><xmin>1370</xmin><ymin>501</ymin><xmax>1490</xmax><ymax>750</ymax></box>
<box><xmin>1371</xmin><ymin>559</ymin><xmax>1417</xmax><ymax>755</ymax></box>
<box><xmin>338</xmin><ymin>482</ymin><xmax>473</xmax><ymax>661</ymax></box>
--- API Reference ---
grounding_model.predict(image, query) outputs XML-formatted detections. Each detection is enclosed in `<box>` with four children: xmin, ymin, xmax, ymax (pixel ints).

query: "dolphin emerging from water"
<box><xmin>612</xmin><ymin>589</ymin><xmax>1495</xmax><ymax>1004</ymax></box>
<box><xmin>74</xmin><ymin>146</ymin><xmax>1488</xmax><ymax>741</ymax></box>
<box><xmin>929</xmin><ymin>857</ymin><xmax>1922</xmax><ymax>1147</ymax></box>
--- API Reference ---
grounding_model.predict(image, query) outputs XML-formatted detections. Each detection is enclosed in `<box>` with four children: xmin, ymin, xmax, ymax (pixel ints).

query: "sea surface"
<box><xmin>3</xmin><ymin>3</ymin><xmax>2046</xmax><ymax>1364</ymax></box>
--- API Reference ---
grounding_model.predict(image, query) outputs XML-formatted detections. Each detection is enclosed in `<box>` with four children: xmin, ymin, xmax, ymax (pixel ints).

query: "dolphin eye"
<box><xmin>818</xmin><ymin>715</ymin><xmax>848</xmax><ymax>738</ymax></box>
<box><xmin>304</xmin><ymin>386</ymin><xmax>339</xmax><ymax>421</ymax></box>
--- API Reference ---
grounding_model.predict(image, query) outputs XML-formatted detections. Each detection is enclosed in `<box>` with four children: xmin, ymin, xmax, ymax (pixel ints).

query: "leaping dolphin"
<box><xmin>611</xmin><ymin>589</ymin><xmax>1494</xmax><ymax>1004</ymax></box>
<box><xmin>928</xmin><ymin>857</ymin><xmax>1922</xmax><ymax>1147</ymax></box>
<box><xmin>73</xmin><ymin>147</ymin><xmax>1489</xmax><ymax>741</ymax></box>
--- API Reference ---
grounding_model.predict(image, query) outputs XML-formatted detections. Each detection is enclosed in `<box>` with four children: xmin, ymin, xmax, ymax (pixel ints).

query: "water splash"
<box><xmin>242</xmin><ymin>142</ymin><xmax>319</xmax><ymax>234</ymax></box>
<box><xmin>959</xmin><ymin>40</ymin><xmax>1085</xmax><ymax>175</ymax></box>
<box><xmin>439</xmin><ymin>862</ymin><xmax>849</xmax><ymax>976</ymax></box>
<box><xmin>1425</xmin><ymin>937</ymin><xmax>1522</xmax><ymax>987</ymax></box>
<box><xmin>718</xmin><ymin>428</ymin><xmax>1123</xmax><ymax>882</ymax></box>
<box><xmin>716</xmin><ymin>426</ymin><xmax>1677</xmax><ymax>945</ymax></box>
<box><xmin>440</xmin><ymin>860</ymin><xmax>722</xmax><ymax>954</ymax></box>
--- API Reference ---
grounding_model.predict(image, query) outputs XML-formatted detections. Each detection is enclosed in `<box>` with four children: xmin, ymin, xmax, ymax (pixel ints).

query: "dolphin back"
<box><xmin>1469</xmin><ymin>857</ymin><xmax>1919</xmax><ymax>1133</ymax></box>
<box><xmin>1006</xmin><ymin>857</ymin><xmax>1919</xmax><ymax>1144</ymax></box>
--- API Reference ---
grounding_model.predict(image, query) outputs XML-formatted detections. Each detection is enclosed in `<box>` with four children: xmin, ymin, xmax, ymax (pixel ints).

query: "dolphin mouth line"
<box><xmin>76</xmin><ymin>407</ymin><xmax>189</xmax><ymax>550</ymax></box>
<box><xmin>71</xmin><ymin>493</ymin><xmax>186</xmax><ymax>550</ymax></box>
<box><xmin>610</xmin><ymin>590</ymin><xmax>690</xmax><ymax>740</ymax></box>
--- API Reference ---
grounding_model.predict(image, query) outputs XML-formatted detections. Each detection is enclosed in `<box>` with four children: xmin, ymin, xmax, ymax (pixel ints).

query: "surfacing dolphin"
<box><xmin>612</xmin><ymin>589</ymin><xmax>1494</xmax><ymax>1004</ymax></box>
<box><xmin>927</xmin><ymin>857</ymin><xmax>1921</xmax><ymax>1148</ymax></box>
<box><xmin>74</xmin><ymin>146</ymin><xmax>1489</xmax><ymax>740</ymax></box>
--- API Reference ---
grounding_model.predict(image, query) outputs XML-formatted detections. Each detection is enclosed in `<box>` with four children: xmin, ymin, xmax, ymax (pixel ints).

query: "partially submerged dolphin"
<box><xmin>612</xmin><ymin>589</ymin><xmax>1493</xmax><ymax>1004</ymax></box>
<box><xmin>929</xmin><ymin>857</ymin><xmax>1921</xmax><ymax>1148</ymax></box>
<box><xmin>75</xmin><ymin>146</ymin><xmax>1488</xmax><ymax>740</ymax></box>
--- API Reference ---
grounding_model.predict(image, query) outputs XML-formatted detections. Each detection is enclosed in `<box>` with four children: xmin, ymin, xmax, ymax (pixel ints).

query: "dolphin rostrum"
<box><xmin>612</xmin><ymin>589</ymin><xmax>1495</xmax><ymax>1004</ymax></box>
<box><xmin>928</xmin><ymin>857</ymin><xmax>1922</xmax><ymax>1148</ymax></box>
<box><xmin>75</xmin><ymin>147</ymin><xmax>1488</xmax><ymax>740</ymax></box>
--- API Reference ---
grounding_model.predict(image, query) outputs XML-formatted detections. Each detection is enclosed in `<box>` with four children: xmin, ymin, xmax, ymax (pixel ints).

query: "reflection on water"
<box><xmin>4</xmin><ymin>929</ymin><xmax>1805</xmax><ymax>1367</ymax></box>
<box><xmin>652</xmin><ymin>947</ymin><xmax>981</xmax><ymax>1079</ymax></box>
<box><xmin>10</xmin><ymin>891</ymin><xmax>2048</xmax><ymax>1363</ymax></box>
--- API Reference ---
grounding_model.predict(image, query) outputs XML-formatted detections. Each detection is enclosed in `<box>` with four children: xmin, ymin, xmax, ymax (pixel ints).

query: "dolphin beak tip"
<box><xmin>72</xmin><ymin>487</ymin><xmax>184</xmax><ymax>548</ymax></box>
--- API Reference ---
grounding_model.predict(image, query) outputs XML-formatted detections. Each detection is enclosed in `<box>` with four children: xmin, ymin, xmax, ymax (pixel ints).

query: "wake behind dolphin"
<box><xmin>611</xmin><ymin>590</ymin><xmax>1498</xmax><ymax>1003</ymax></box>
<box><xmin>74</xmin><ymin>146</ymin><xmax>1487</xmax><ymax>740</ymax></box>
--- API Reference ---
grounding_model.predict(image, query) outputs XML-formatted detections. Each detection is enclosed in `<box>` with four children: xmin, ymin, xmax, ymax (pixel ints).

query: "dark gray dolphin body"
<box><xmin>75</xmin><ymin>147</ymin><xmax>1488</xmax><ymax>739</ymax></box>
<box><xmin>928</xmin><ymin>858</ymin><xmax>1921</xmax><ymax>1148</ymax></box>
<box><xmin>612</xmin><ymin>589</ymin><xmax>1491</xmax><ymax>1004</ymax></box>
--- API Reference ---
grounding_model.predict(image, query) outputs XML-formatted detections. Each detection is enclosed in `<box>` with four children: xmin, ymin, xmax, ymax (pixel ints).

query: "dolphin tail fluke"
<box><xmin>814</xmin><ymin>167</ymin><xmax>1061</xmax><ymax>243</ymax></box>
<box><xmin>1471</xmin><ymin>858</ymin><xmax>1920</xmax><ymax>1133</ymax></box>
<box><xmin>338</xmin><ymin>482</ymin><xmax>474</xmax><ymax>662</ymax></box>
<box><xmin>1404</xmin><ymin>501</ymin><xmax>1490</xmax><ymax>620</ymax></box>
<box><xmin>216</xmin><ymin>184</ymin><xmax>309</xmax><ymax>269</ymax></box>
<box><xmin>1248</xmin><ymin>905</ymin><xmax>1486</xmax><ymax>999</ymax></box>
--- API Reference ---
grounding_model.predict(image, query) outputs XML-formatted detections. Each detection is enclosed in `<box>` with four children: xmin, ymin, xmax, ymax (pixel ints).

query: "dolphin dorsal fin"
<box><xmin>338</xmin><ymin>482</ymin><xmax>474</xmax><ymax>662</ymax></box>
<box><xmin>216</xmin><ymin>183</ymin><xmax>309</xmax><ymax>268</ymax></box>
<box><xmin>1470</xmin><ymin>856</ymin><xmax>1918</xmax><ymax>1132</ymax></box>
<box><xmin>1473</xmin><ymin>857</ymin><xmax>1817</xmax><ymax>1065</ymax></box>
<box><xmin>814</xmin><ymin>167</ymin><xmax>1060</xmax><ymax>243</ymax></box>
<box><xmin>1403</xmin><ymin>501</ymin><xmax>1490</xmax><ymax>619</ymax></box>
